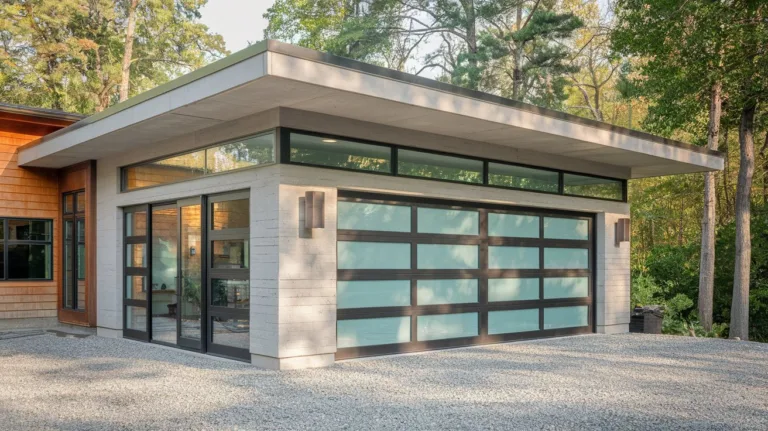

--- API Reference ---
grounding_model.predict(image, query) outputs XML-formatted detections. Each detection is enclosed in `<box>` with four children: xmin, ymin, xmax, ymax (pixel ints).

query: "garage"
<box><xmin>336</xmin><ymin>191</ymin><xmax>594</xmax><ymax>359</ymax></box>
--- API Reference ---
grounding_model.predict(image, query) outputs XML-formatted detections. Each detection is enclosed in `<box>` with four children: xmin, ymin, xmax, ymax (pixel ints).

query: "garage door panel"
<box><xmin>336</xmin><ymin>192</ymin><xmax>594</xmax><ymax>359</ymax></box>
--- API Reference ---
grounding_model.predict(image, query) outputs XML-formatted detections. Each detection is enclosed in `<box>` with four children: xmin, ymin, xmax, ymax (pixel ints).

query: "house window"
<box><xmin>0</xmin><ymin>218</ymin><xmax>53</xmax><ymax>280</ymax></box>
<box><xmin>284</xmin><ymin>129</ymin><xmax>627</xmax><ymax>202</ymax></box>
<box><xmin>288</xmin><ymin>132</ymin><xmax>391</xmax><ymax>173</ymax></box>
<box><xmin>563</xmin><ymin>173</ymin><xmax>624</xmax><ymax>200</ymax></box>
<box><xmin>63</xmin><ymin>190</ymin><xmax>86</xmax><ymax>309</ymax></box>
<box><xmin>121</xmin><ymin>132</ymin><xmax>275</xmax><ymax>191</ymax></box>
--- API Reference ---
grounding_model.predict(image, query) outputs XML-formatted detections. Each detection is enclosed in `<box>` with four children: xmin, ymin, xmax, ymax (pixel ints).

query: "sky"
<box><xmin>199</xmin><ymin>0</ymin><xmax>273</xmax><ymax>54</ymax></box>
<box><xmin>198</xmin><ymin>0</ymin><xmax>440</xmax><ymax>77</ymax></box>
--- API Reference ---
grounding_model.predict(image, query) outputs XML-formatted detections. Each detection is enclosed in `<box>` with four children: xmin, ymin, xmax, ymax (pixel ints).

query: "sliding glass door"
<box><xmin>123</xmin><ymin>192</ymin><xmax>249</xmax><ymax>360</ymax></box>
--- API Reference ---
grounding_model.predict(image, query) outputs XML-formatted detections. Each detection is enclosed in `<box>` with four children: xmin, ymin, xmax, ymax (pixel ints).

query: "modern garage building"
<box><xmin>17</xmin><ymin>41</ymin><xmax>723</xmax><ymax>369</ymax></box>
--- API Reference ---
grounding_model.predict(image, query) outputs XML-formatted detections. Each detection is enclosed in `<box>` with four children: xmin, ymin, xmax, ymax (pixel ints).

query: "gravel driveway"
<box><xmin>1</xmin><ymin>332</ymin><xmax>766</xmax><ymax>430</ymax></box>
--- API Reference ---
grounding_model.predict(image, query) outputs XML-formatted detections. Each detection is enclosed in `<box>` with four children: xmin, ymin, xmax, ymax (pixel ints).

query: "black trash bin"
<box><xmin>642</xmin><ymin>306</ymin><xmax>664</xmax><ymax>334</ymax></box>
<box><xmin>629</xmin><ymin>306</ymin><xmax>664</xmax><ymax>334</ymax></box>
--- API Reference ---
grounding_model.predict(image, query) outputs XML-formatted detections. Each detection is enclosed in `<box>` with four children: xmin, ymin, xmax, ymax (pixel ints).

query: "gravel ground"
<box><xmin>1</xmin><ymin>333</ymin><xmax>766</xmax><ymax>430</ymax></box>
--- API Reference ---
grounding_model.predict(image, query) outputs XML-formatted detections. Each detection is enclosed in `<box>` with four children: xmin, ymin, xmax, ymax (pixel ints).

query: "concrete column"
<box><xmin>251</xmin><ymin>182</ymin><xmax>337</xmax><ymax>370</ymax></box>
<box><xmin>594</xmin><ymin>211</ymin><xmax>631</xmax><ymax>334</ymax></box>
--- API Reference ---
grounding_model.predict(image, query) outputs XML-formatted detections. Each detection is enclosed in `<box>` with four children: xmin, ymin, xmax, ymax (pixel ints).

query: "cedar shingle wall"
<box><xmin>0</xmin><ymin>120</ymin><xmax>62</xmax><ymax>320</ymax></box>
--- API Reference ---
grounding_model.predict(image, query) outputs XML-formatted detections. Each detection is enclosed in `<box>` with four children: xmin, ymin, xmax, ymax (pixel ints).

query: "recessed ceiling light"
<box><xmin>322</xmin><ymin>139</ymin><xmax>337</xmax><ymax>143</ymax></box>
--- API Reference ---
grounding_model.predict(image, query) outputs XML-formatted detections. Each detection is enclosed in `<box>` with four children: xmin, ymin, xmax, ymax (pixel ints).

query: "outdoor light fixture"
<box><xmin>322</xmin><ymin>139</ymin><xmax>337</xmax><ymax>143</ymax></box>
<box><xmin>299</xmin><ymin>191</ymin><xmax>325</xmax><ymax>238</ymax></box>
<box><xmin>615</xmin><ymin>218</ymin><xmax>630</xmax><ymax>247</ymax></box>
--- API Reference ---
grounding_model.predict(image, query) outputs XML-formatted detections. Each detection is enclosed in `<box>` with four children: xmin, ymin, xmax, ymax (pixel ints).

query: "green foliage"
<box><xmin>630</xmin><ymin>273</ymin><xmax>663</xmax><ymax>308</ymax></box>
<box><xmin>264</xmin><ymin>0</ymin><xmax>584</xmax><ymax>103</ymax></box>
<box><xmin>633</xmin><ymin>204</ymin><xmax>768</xmax><ymax>342</ymax></box>
<box><xmin>0</xmin><ymin>0</ymin><xmax>226</xmax><ymax>113</ymax></box>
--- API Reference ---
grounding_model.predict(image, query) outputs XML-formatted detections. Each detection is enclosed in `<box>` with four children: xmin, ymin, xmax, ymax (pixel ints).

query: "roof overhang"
<box><xmin>0</xmin><ymin>103</ymin><xmax>84</xmax><ymax>126</ymax></box>
<box><xmin>18</xmin><ymin>40</ymin><xmax>723</xmax><ymax>178</ymax></box>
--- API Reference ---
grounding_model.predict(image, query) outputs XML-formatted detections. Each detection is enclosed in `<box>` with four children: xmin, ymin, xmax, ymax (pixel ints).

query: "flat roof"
<box><xmin>18</xmin><ymin>40</ymin><xmax>723</xmax><ymax>178</ymax></box>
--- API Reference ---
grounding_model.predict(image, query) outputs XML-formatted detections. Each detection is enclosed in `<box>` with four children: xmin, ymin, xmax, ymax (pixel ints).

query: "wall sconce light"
<box><xmin>615</xmin><ymin>218</ymin><xmax>630</xmax><ymax>247</ymax></box>
<box><xmin>299</xmin><ymin>191</ymin><xmax>325</xmax><ymax>238</ymax></box>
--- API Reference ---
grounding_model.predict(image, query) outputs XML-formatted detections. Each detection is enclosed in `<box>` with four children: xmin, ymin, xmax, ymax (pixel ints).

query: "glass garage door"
<box><xmin>335</xmin><ymin>191</ymin><xmax>594</xmax><ymax>359</ymax></box>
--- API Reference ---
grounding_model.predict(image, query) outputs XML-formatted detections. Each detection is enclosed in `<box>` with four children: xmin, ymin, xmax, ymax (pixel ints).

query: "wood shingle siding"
<box><xmin>0</xmin><ymin>109</ymin><xmax>80</xmax><ymax>325</ymax></box>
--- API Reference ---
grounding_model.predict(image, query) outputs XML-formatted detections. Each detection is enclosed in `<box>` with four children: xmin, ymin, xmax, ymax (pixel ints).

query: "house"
<box><xmin>13</xmin><ymin>41</ymin><xmax>723</xmax><ymax>369</ymax></box>
<box><xmin>0</xmin><ymin>103</ymin><xmax>86</xmax><ymax>329</ymax></box>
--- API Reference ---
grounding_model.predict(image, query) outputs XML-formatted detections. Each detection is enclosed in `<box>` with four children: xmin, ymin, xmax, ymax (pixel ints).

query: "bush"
<box><xmin>631</xmin><ymin>204</ymin><xmax>768</xmax><ymax>342</ymax></box>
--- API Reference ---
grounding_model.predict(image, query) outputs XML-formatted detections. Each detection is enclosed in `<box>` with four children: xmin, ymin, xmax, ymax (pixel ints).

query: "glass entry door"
<box><xmin>148</xmin><ymin>199</ymin><xmax>204</xmax><ymax>350</ymax></box>
<box><xmin>177</xmin><ymin>197</ymin><xmax>203</xmax><ymax>350</ymax></box>
<box><xmin>124</xmin><ymin>192</ymin><xmax>249</xmax><ymax>360</ymax></box>
<box><xmin>207</xmin><ymin>192</ymin><xmax>250</xmax><ymax>360</ymax></box>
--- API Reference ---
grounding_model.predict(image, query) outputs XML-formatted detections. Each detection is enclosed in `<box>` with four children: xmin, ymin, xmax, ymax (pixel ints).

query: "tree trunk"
<box><xmin>698</xmin><ymin>82</ymin><xmax>721</xmax><ymax>331</ymax></box>
<box><xmin>723</xmin><ymin>127</ymin><xmax>731</xmax><ymax>216</ymax></box>
<box><xmin>730</xmin><ymin>101</ymin><xmax>756</xmax><ymax>340</ymax></box>
<box><xmin>119</xmin><ymin>0</ymin><xmax>140</xmax><ymax>102</ymax></box>
<box><xmin>678</xmin><ymin>197</ymin><xmax>684</xmax><ymax>246</ymax></box>
<box><xmin>512</xmin><ymin>6</ymin><xmax>523</xmax><ymax>99</ymax></box>
<box><xmin>762</xmin><ymin>133</ymin><xmax>768</xmax><ymax>205</ymax></box>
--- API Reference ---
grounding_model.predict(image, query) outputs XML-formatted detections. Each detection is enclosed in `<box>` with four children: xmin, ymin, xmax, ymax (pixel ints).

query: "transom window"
<box><xmin>121</xmin><ymin>132</ymin><xmax>275</xmax><ymax>191</ymax></box>
<box><xmin>120</xmin><ymin>128</ymin><xmax>625</xmax><ymax>202</ymax></box>
<box><xmin>282</xmin><ymin>129</ymin><xmax>626</xmax><ymax>201</ymax></box>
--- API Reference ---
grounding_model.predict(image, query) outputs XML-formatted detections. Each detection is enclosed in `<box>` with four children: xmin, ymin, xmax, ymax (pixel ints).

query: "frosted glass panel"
<box><xmin>338</xmin><ymin>242</ymin><xmax>410</xmax><ymax>269</ymax></box>
<box><xmin>488</xmin><ymin>309</ymin><xmax>540</xmax><ymax>335</ymax></box>
<box><xmin>417</xmin><ymin>313</ymin><xmax>478</xmax><ymax>341</ymax></box>
<box><xmin>488</xmin><ymin>246</ymin><xmax>539</xmax><ymax>269</ymax></box>
<box><xmin>488</xmin><ymin>278</ymin><xmax>539</xmax><ymax>302</ymax></box>
<box><xmin>543</xmin><ymin>217</ymin><xmax>589</xmax><ymax>240</ymax></box>
<box><xmin>338</xmin><ymin>202</ymin><xmax>411</xmax><ymax>232</ymax></box>
<box><xmin>337</xmin><ymin>280</ymin><xmax>411</xmax><ymax>309</ymax></box>
<box><xmin>544</xmin><ymin>248</ymin><xmax>589</xmax><ymax>269</ymax></box>
<box><xmin>417</xmin><ymin>244</ymin><xmax>478</xmax><ymax>269</ymax></box>
<box><xmin>337</xmin><ymin>316</ymin><xmax>411</xmax><ymax>348</ymax></box>
<box><xmin>544</xmin><ymin>306</ymin><xmax>589</xmax><ymax>329</ymax></box>
<box><xmin>417</xmin><ymin>279</ymin><xmax>478</xmax><ymax>305</ymax></box>
<box><xmin>488</xmin><ymin>213</ymin><xmax>539</xmax><ymax>238</ymax></box>
<box><xmin>417</xmin><ymin>208</ymin><xmax>478</xmax><ymax>235</ymax></box>
<box><xmin>543</xmin><ymin>277</ymin><xmax>589</xmax><ymax>299</ymax></box>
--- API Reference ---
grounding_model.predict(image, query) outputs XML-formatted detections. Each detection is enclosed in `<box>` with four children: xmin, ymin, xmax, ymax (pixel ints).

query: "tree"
<box><xmin>613</xmin><ymin>0</ymin><xmax>726</xmax><ymax>332</ymax></box>
<box><xmin>263</xmin><ymin>0</ymin><xmax>420</xmax><ymax>70</ymax></box>
<box><xmin>615</xmin><ymin>0</ymin><xmax>768</xmax><ymax>339</ymax></box>
<box><xmin>119</xmin><ymin>0</ymin><xmax>139</xmax><ymax>102</ymax></box>
<box><xmin>0</xmin><ymin>0</ymin><xmax>227</xmax><ymax>113</ymax></box>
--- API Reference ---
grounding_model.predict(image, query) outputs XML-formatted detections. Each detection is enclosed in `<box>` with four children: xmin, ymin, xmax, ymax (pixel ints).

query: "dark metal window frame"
<box><xmin>62</xmin><ymin>190</ymin><xmax>86</xmax><ymax>310</ymax></box>
<box><xmin>335</xmin><ymin>191</ymin><xmax>596</xmax><ymax>360</ymax></box>
<box><xmin>123</xmin><ymin>204</ymin><xmax>150</xmax><ymax>342</ymax></box>
<box><xmin>280</xmin><ymin>128</ymin><xmax>627</xmax><ymax>202</ymax></box>
<box><xmin>119</xmin><ymin>130</ymin><xmax>278</xmax><ymax>192</ymax></box>
<box><xmin>122</xmin><ymin>192</ymin><xmax>251</xmax><ymax>362</ymax></box>
<box><xmin>207</xmin><ymin>191</ymin><xmax>251</xmax><ymax>361</ymax></box>
<box><xmin>0</xmin><ymin>217</ymin><xmax>54</xmax><ymax>281</ymax></box>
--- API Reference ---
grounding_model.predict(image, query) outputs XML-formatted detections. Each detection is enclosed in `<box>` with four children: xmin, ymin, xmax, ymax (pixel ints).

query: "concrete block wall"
<box><xmin>267</xmin><ymin>182</ymin><xmax>338</xmax><ymax>369</ymax></box>
<box><xmin>595</xmin><ymin>212</ymin><xmax>632</xmax><ymax>334</ymax></box>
